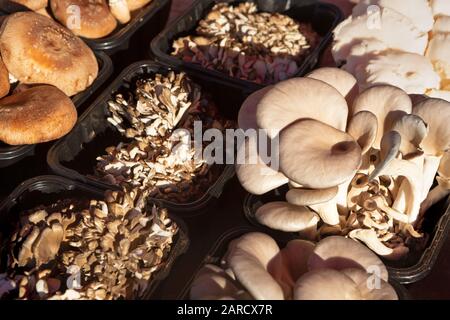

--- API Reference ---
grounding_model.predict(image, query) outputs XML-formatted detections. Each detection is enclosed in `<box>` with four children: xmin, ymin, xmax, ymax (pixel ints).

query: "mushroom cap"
<box><xmin>0</xmin><ymin>56</ymin><xmax>9</xmax><ymax>99</ymax></box>
<box><xmin>286</xmin><ymin>186</ymin><xmax>339</xmax><ymax>206</ymax></box>
<box><xmin>343</xmin><ymin>38</ymin><xmax>388</xmax><ymax>75</ymax></box>
<box><xmin>293</xmin><ymin>268</ymin><xmax>362</xmax><ymax>300</ymax></box>
<box><xmin>428</xmin><ymin>90</ymin><xmax>450</xmax><ymax>102</ymax></box>
<box><xmin>256</xmin><ymin>77</ymin><xmax>348</xmax><ymax>138</ymax></box>
<box><xmin>354</xmin><ymin>51</ymin><xmax>440</xmax><ymax>94</ymax></box>
<box><xmin>226</xmin><ymin>232</ymin><xmax>284</xmax><ymax>300</ymax></box>
<box><xmin>0</xmin><ymin>12</ymin><xmax>98</xmax><ymax>97</ymax></box>
<box><xmin>390</xmin><ymin>114</ymin><xmax>428</xmax><ymax>157</ymax></box>
<box><xmin>352</xmin><ymin>0</ymin><xmax>434</xmax><ymax>33</ymax></box>
<box><xmin>238</xmin><ymin>86</ymin><xmax>272</xmax><ymax>131</ymax></box>
<box><xmin>438</xmin><ymin>151</ymin><xmax>450</xmax><ymax>180</ymax></box>
<box><xmin>50</xmin><ymin>0</ymin><xmax>118</xmax><ymax>39</ymax></box>
<box><xmin>341</xmin><ymin>268</ymin><xmax>398</xmax><ymax>300</ymax></box>
<box><xmin>426</xmin><ymin>33</ymin><xmax>450</xmax><ymax>79</ymax></box>
<box><xmin>431</xmin><ymin>0</ymin><xmax>450</xmax><ymax>17</ymax></box>
<box><xmin>236</xmin><ymin>137</ymin><xmax>288</xmax><ymax>195</ymax></box>
<box><xmin>255</xmin><ymin>202</ymin><xmax>319</xmax><ymax>232</ymax></box>
<box><xmin>347</xmin><ymin>110</ymin><xmax>378</xmax><ymax>154</ymax></box>
<box><xmin>279</xmin><ymin>119</ymin><xmax>362</xmax><ymax>189</ymax></box>
<box><xmin>332</xmin><ymin>8</ymin><xmax>428</xmax><ymax>63</ymax></box>
<box><xmin>126</xmin><ymin>0</ymin><xmax>152</xmax><ymax>11</ymax></box>
<box><xmin>4</xmin><ymin>0</ymin><xmax>48</xmax><ymax>11</ymax></box>
<box><xmin>0</xmin><ymin>85</ymin><xmax>77</xmax><ymax>145</ymax></box>
<box><xmin>308</xmin><ymin>236</ymin><xmax>388</xmax><ymax>281</ymax></box>
<box><xmin>306</xmin><ymin>67</ymin><xmax>358</xmax><ymax>104</ymax></box>
<box><xmin>352</xmin><ymin>85</ymin><xmax>412</xmax><ymax>149</ymax></box>
<box><xmin>433</xmin><ymin>16</ymin><xmax>450</xmax><ymax>34</ymax></box>
<box><xmin>413</xmin><ymin>98</ymin><xmax>450</xmax><ymax>156</ymax></box>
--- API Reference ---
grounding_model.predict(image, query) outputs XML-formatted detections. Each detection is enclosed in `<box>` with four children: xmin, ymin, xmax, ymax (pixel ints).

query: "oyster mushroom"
<box><xmin>348</xmin><ymin>228</ymin><xmax>393</xmax><ymax>256</ymax></box>
<box><xmin>341</xmin><ymin>268</ymin><xmax>398</xmax><ymax>300</ymax></box>
<box><xmin>256</xmin><ymin>78</ymin><xmax>348</xmax><ymax>139</ymax></box>
<box><xmin>347</xmin><ymin>111</ymin><xmax>378</xmax><ymax>155</ymax></box>
<box><xmin>226</xmin><ymin>233</ymin><xmax>284</xmax><ymax>300</ymax></box>
<box><xmin>430</xmin><ymin>0</ymin><xmax>450</xmax><ymax>17</ymax></box>
<box><xmin>255</xmin><ymin>202</ymin><xmax>319</xmax><ymax>233</ymax></box>
<box><xmin>109</xmin><ymin>0</ymin><xmax>131</xmax><ymax>24</ymax></box>
<box><xmin>237</xmin><ymin>86</ymin><xmax>272</xmax><ymax>131</ymax></box>
<box><xmin>278</xmin><ymin>119</ymin><xmax>362</xmax><ymax>189</ymax></box>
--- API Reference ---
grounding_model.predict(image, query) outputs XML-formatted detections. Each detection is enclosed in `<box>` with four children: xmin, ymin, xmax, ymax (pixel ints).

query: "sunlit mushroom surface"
<box><xmin>237</xmin><ymin>67</ymin><xmax>450</xmax><ymax>260</ymax></box>
<box><xmin>0</xmin><ymin>190</ymin><xmax>178</xmax><ymax>300</ymax></box>
<box><xmin>171</xmin><ymin>2</ymin><xmax>320</xmax><ymax>84</ymax></box>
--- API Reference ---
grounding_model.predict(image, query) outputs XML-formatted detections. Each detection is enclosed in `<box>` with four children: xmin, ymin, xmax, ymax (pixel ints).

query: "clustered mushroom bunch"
<box><xmin>97</xmin><ymin>71</ymin><xmax>233</xmax><ymax>203</ymax></box>
<box><xmin>0</xmin><ymin>189</ymin><xmax>178</xmax><ymax>300</ymax></box>
<box><xmin>333</xmin><ymin>0</ymin><xmax>450</xmax><ymax>101</ymax></box>
<box><xmin>4</xmin><ymin>0</ymin><xmax>153</xmax><ymax>38</ymax></box>
<box><xmin>171</xmin><ymin>2</ymin><xmax>319</xmax><ymax>84</ymax></box>
<box><xmin>236</xmin><ymin>67</ymin><xmax>450</xmax><ymax>259</ymax></box>
<box><xmin>190</xmin><ymin>233</ymin><xmax>398</xmax><ymax>300</ymax></box>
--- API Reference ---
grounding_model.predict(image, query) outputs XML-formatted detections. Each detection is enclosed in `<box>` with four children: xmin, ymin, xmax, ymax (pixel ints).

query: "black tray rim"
<box><xmin>0</xmin><ymin>174</ymin><xmax>190</xmax><ymax>300</ymax></box>
<box><xmin>150</xmin><ymin>0</ymin><xmax>343</xmax><ymax>92</ymax></box>
<box><xmin>47</xmin><ymin>60</ymin><xmax>236</xmax><ymax>213</ymax></box>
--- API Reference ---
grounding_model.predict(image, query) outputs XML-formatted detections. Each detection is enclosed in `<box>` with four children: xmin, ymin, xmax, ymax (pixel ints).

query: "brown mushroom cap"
<box><xmin>50</xmin><ymin>0</ymin><xmax>117</xmax><ymax>39</ymax></box>
<box><xmin>126</xmin><ymin>0</ymin><xmax>152</xmax><ymax>11</ymax></box>
<box><xmin>0</xmin><ymin>12</ymin><xmax>98</xmax><ymax>96</ymax></box>
<box><xmin>0</xmin><ymin>85</ymin><xmax>77</xmax><ymax>145</ymax></box>
<box><xmin>0</xmin><ymin>55</ymin><xmax>9</xmax><ymax>99</ymax></box>
<box><xmin>279</xmin><ymin>119</ymin><xmax>362</xmax><ymax>189</ymax></box>
<box><xmin>256</xmin><ymin>77</ymin><xmax>348</xmax><ymax>139</ymax></box>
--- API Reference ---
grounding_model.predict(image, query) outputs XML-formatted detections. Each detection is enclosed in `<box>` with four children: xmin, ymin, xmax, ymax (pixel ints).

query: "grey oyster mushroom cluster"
<box><xmin>97</xmin><ymin>71</ymin><xmax>233</xmax><ymax>203</ymax></box>
<box><xmin>190</xmin><ymin>233</ymin><xmax>398</xmax><ymax>300</ymax></box>
<box><xmin>171</xmin><ymin>2</ymin><xmax>319</xmax><ymax>84</ymax></box>
<box><xmin>236</xmin><ymin>67</ymin><xmax>450</xmax><ymax>259</ymax></box>
<box><xmin>0</xmin><ymin>189</ymin><xmax>178</xmax><ymax>300</ymax></box>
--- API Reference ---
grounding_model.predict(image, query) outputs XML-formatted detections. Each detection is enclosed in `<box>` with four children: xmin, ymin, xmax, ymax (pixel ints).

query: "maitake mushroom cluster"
<box><xmin>0</xmin><ymin>189</ymin><xmax>178</xmax><ymax>300</ymax></box>
<box><xmin>236</xmin><ymin>67</ymin><xmax>450</xmax><ymax>259</ymax></box>
<box><xmin>97</xmin><ymin>71</ymin><xmax>233</xmax><ymax>203</ymax></box>
<box><xmin>332</xmin><ymin>0</ymin><xmax>450</xmax><ymax>101</ymax></box>
<box><xmin>171</xmin><ymin>2</ymin><xmax>319</xmax><ymax>84</ymax></box>
<box><xmin>190</xmin><ymin>233</ymin><xmax>398</xmax><ymax>300</ymax></box>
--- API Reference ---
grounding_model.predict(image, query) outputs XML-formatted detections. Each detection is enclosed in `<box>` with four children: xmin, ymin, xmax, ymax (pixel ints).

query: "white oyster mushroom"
<box><xmin>333</xmin><ymin>7</ymin><xmax>428</xmax><ymax>64</ymax></box>
<box><xmin>352</xmin><ymin>0</ymin><xmax>434</xmax><ymax>33</ymax></box>
<box><xmin>430</xmin><ymin>0</ymin><xmax>450</xmax><ymax>17</ymax></box>
<box><xmin>428</xmin><ymin>90</ymin><xmax>450</xmax><ymax>102</ymax></box>
<box><xmin>433</xmin><ymin>16</ymin><xmax>450</xmax><ymax>34</ymax></box>
<box><xmin>426</xmin><ymin>33</ymin><xmax>450</xmax><ymax>80</ymax></box>
<box><xmin>343</xmin><ymin>38</ymin><xmax>388</xmax><ymax>75</ymax></box>
<box><xmin>353</xmin><ymin>51</ymin><xmax>440</xmax><ymax>94</ymax></box>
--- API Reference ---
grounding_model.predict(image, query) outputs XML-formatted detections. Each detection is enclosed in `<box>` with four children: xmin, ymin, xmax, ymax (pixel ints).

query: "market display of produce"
<box><xmin>1</xmin><ymin>0</ymin><xmax>153</xmax><ymax>38</ymax></box>
<box><xmin>0</xmin><ymin>0</ymin><xmax>450</xmax><ymax>301</ymax></box>
<box><xmin>171</xmin><ymin>2</ymin><xmax>320</xmax><ymax>84</ymax></box>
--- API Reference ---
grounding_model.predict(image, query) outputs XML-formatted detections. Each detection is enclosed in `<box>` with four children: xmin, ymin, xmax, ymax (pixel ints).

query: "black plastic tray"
<box><xmin>177</xmin><ymin>226</ymin><xmax>410</xmax><ymax>300</ymax></box>
<box><xmin>1</xmin><ymin>0</ymin><xmax>171</xmax><ymax>54</ymax></box>
<box><xmin>0</xmin><ymin>175</ymin><xmax>189</xmax><ymax>300</ymax></box>
<box><xmin>150</xmin><ymin>0</ymin><xmax>343</xmax><ymax>92</ymax></box>
<box><xmin>47</xmin><ymin>60</ymin><xmax>246</xmax><ymax>213</ymax></box>
<box><xmin>0</xmin><ymin>51</ymin><xmax>113</xmax><ymax>168</ymax></box>
<box><xmin>243</xmin><ymin>188</ymin><xmax>450</xmax><ymax>284</ymax></box>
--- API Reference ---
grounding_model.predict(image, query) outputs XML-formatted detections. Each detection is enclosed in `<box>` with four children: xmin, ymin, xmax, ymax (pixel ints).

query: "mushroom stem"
<box><xmin>369</xmin><ymin>196</ymin><xmax>410</xmax><ymax>223</ymax></box>
<box><xmin>309</xmin><ymin>201</ymin><xmax>340</xmax><ymax>226</ymax></box>
<box><xmin>348</xmin><ymin>229</ymin><xmax>393</xmax><ymax>256</ymax></box>
<box><xmin>421</xmin><ymin>155</ymin><xmax>442</xmax><ymax>200</ymax></box>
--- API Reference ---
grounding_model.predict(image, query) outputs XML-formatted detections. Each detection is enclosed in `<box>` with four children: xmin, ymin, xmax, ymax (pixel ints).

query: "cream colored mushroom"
<box><xmin>256</xmin><ymin>78</ymin><xmax>348</xmax><ymax>139</ymax></box>
<box><xmin>352</xmin><ymin>0</ymin><xmax>434</xmax><ymax>33</ymax></box>
<box><xmin>428</xmin><ymin>90</ymin><xmax>450</xmax><ymax>102</ymax></box>
<box><xmin>306</xmin><ymin>67</ymin><xmax>358</xmax><ymax>104</ymax></box>
<box><xmin>236</xmin><ymin>137</ymin><xmax>288</xmax><ymax>195</ymax></box>
<box><xmin>348</xmin><ymin>228</ymin><xmax>393</xmax><ymax>256</ymax></box>
<box><xmin>333</xmin><ymin>8</ymin><xmax>428</xmax><ymax>64</ymax></box>
<box><xmin>390</xmin><ymin>114</ymin><xmax>428</xmax><ymax>159</ymax></box>
<box><xmin>430</xmin><ymin>0</ymin><xmax>450</xmax><ymax>17</ymax></box>
<box><xmin>294</xmin><ymin>268</ymin><xmax>362</xmax><ymax>300</ymax></box>
<box><xmin>238</xmin><ymin>86</ymin><xmax>272</xmax><ymax>131</ymax></box>
<box><xmin>426</xmin><ymin>33</ymin><xmax>450</xmax><ymax>80</ymax></box>
<box><xmin>286</xmin><ymin>186</ymin><xmax>340</xmax><ymax>226</ymax></box>
<box><xmin>343</xmin><ymin>38</ymin><xmax>388</xmax><ymax>75</ymax></box>
<box><xmin>226</xmin><ymin>233</ymin><xmax>284</xmax><ymax>300</ymax></box>
<box><xmin>347</xmin><ymin>111</ymin><xmax>378</xmax><ymax>154</ymax></box>
<box><xmin>255</xmin><ymin>202</ymin><xmax>320</xmax><ymax>233</ymax></box>
<box><xmin>109</xmin><ymin>0</ymin><xmax>131</xmax><ymax>24</ymax></box>
<box><xmin>433</xmin><ymin>16</ymin><xmax>450</xmax><ymax>34</ymax></box>
<box><xmin>352</xmin><ymin>85</ymin><xmax>412</xmax><ymax>149</ymax></box>
<box><xmin>353</xmin><ymin>51</ymin><xmax>440</xmax><ymax>94</ymax></box>
<box><xmin>341</xmin><ymin>268</ymin><xmax>398</xmax><ymax>300</ymax></box>
<box><xmin>308</xmin><ymin>236</ymin><xmax>389</xmax><ymax>281</ymax></box>
<box><xmin>278</xmin><ymin>119</ymin><xmax>362</xmax><ymax>189</ymax></box>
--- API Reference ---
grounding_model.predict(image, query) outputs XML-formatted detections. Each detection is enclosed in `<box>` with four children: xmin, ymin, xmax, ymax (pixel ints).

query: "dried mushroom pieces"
<box><xmin>190</xmin><ymin>233</ymin><xmax>398</xmax><ymax>300</ymax></box>
<box><xmin>236</xmin><ymin>67</ymin><xmax>450</xmax><ymax>260</ymax></box>
<box><xmin>96</xmin><ymin>71</ymin><xmax>234</xmax><ymax>203</ymax></box>
<box><xmin>171</xmin><ymin>2</ymin><xmax>319</xmax><ymax>85</ymax></box>
<box><xmin>0</xmin><ymin>190</ymin><xmax>179</xmax><ymax>300</ymax></box>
